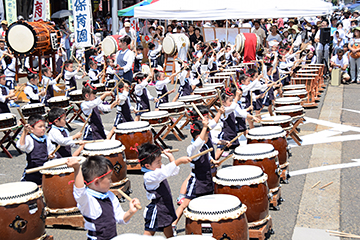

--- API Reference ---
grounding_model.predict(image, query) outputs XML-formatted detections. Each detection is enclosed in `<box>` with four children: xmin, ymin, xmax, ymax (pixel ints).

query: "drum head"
<box><xmin>141</xmin><ymin>111</ymin><xmax>169</xmax><ymax>119</ymax></box>
<box><xmin>275</xmin><ymin>105</ymin><xmax>304</xmax><ymax>113</ymax></box>
<box><xmin>283</xmin><ymin>84</ymin><xmax>306</xmax><ymax>89</ymax></box>
<box><xmin>48</xmin><ymin>96</ymin><xmax>70</xmax><ymax>102</ymax></box>
<box><xmin>184</xmin><ymin>194</ymin><xmax>247</xmax><ymax>221</ymax></box>
<box><xmin>194</xmin><ymin>87</ymin><xmax>216</xmax><ymax>94</ymax></box>
<box><xmin>178</xmin><ymin>95</ymin><xmax>202</xmax><ymax>102</ymax></box>
<box><xmin>247</xmin><ymin>126</ymin><xmax>286</xmax><ymax>139</ymax></box>
<box><xmin>0</xmin><ymin>181</ymin><xmax>41</xmax><ymax>206</ymax></box>
<box><xmin>234</xmin><ymin>143</ymin><xmax>278</xmax><ymax>160</ymax></box>
<box><xmin>102</xmin><ymin>37</ymin><xmax>117</xmax><ymax>56</ymax></box>
<box><xmin>158</xmin><ymin>102</ymin><xmax>184</xmax><ymax>109</ymax></box>
<box><xmin>40</xmin><ymin>157</ymin><xmax>86</xmax><ymax>175</ymax></box>
<box><xmin>163</xmin><ymin>36</ymin><xmax>176</xmax><ymax>55</ymax></box>
<box><xmin>275</xmin><ymin>97</ymin><xmax>301</xmax><ymax>104</ymax></box>
<box><xmin>6</xmin><ymin>22</ymin><xmax>36</xmax><ymax>55</ymax></box>
<box><xmin>262</xmin><ymin>115</ymin><xmax>292</xmax><ymax>123</ymax></box>
<box><xmin>0</xmin><ymin>113</ymin><xmax>15</xmax><ymax>120</ymax></box>
<box><xmin>214</xmin><ymin>165</ymin><xmax>267</xmax><ymax>186</ymax></box>
<box><xmin>21</xmin><ymin>103</ymin><xmax>44</xmax><ymax>109</ymax></box>
<box><xmin>82</xmin><ymin>140</ymin><xmax>125</xmax><ymax>156</ymax></box>
<box><xmin>69</xmin><ymin>90</ymin><xmax>82</xmax><ymax>96</ymax></box>
<box><xmin>283</xmin><ymin>89</ymin><xmax>308</xmax><ymax>95</ymax></box>
<box><xmin>235</xmin><ymin>34</ymin><xmax>242</xmax><ymax>53</ymax></box>
<box><xmin>142</xmin><ymin>64</ymin><xmax>151</xmax><ymax>75</ymax></box>
<box><xmin>115</xmin><ymin>121</ymin><xmax>150</xmax><ymax>133</ymax></box>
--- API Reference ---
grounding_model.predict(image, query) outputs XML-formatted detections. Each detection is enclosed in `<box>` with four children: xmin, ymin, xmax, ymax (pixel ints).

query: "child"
<box><xmin>16</xmin><ymin>114</ymin><xmax>55</xmax><ymax>185</ymax></box>
<box><xmin>134</xmin><ymin>45</ymin><xmax>143</xmax><ymax>73</ymax></box>
<box><xmin>66</xmin><ymin>156</ymin><xmax>140</xmax><ymax>240</ymax></box>
<box><xmin>134</xmin><ymin>72</ymin><xmax>158</xmax><ymax>121</ymax></box>
<box><xmin>172</xmin><ymin>119</ymin><xmax>214</xmax><ymax>234</ymax></box>
<box><xmin>105</xmin><ymin>58</ymin><xmax>116</xmax><ymax>88</ymax></box>
<box><xmin>88</xmin><ymin>61</ymin><xmax>101</xmax><ymax>85</ymax></box>
<box><xmin>64</xmin><ymin>60</ymin><xmax>85</xmax><ymax>96</ymax></box>
<box><xmin>140</xmin><ymin>143</ymin><xmax>191</xmax><ymax>238</ymax></box>
<box><xmin>81</xmin><ymin>82</ymin><xmax>119</xmax><ymax>140</ymax></box>
<box><xmin>214</xmin><ymin>88</ymin><xmax>242</xmax><ymax>159</ymax></box>
<box><xmin>48</xmin><ymin>107</ymin><xmax>83</xmax><ymax>158</ymax></box>
<box><xmin>154</xmin><ymin>71</ymin><xmax>175</xmax><ymax>108</ymax></box>
<box><xmin>107</xmin><ymin>80</ymin><xmax>134</xmax><ymax>139</ymax></box>
<box><xmin>148</xmin><ymin>40</ymin><xmax>162</xmax><ymax>69</ymax></box>
<box><xmin>0</xmin><ymin>73</ymin><xmax>15</xmax><ymax>113</ymax></box>
<box><xmin>41</xmin><ymin>66</ymin><xmax>63</xmax><ymax>105</ymax></box>
<box><xmin>2</xmin><ymin>52</ymin><xmax>18</xmax><ymax>107</ymax></box>
<box><xmin>55</xmin><ymin>47</ymin><xmax>66</xmax><ymax>74</ymax></box>
<box><xmin>24</xmin><ymin>70</ymin><xmax>46</xmax><ymax>104</ymax></box>
<box><xmin>172</xmin><ymin>64</ymin><xmax>193</xmax><ymax>102</ymax></box>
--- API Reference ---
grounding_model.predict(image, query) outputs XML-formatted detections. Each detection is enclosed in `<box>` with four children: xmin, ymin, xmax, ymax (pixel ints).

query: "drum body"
<box><xmin>82</xmin><ymin>140</ymin><xmax>127</xmax><ymax>184</ymax></box>
<box><xmin>0</xmin><ymin>113</ymin><xmax>16</xmax><ymax>128</ymax></box>
<box><xmin>93</xmin><ymin>83</ymin><xmax>105</xmax><ymax>93</ymax></box>
<box><xmin>40</xmin><ymin>157</ymin><xmax>86</xmax><ymax>212</ymax></box>
<box><xmin>261</xmin><ymin>115</ymin><xmax>292</xmax><ymax>130</ymax></box>
<box><xmin>283</xmin><ymin>84</ymin><xmax>306</xmax><ymax>91</ymax></box>
<box><xmin>283</xmin><ymin>89</ymin><xmax>308</xmax><ymax>99</ymax></box>
<box><xmin>6</xmin><ymin>21</ymin><xmax>60</xmax><ymax>56</ymax></box>
<box><xmin>48</xmin><ymin>96</ymin><xmax>70</xmax><ymax>109</ymax></box>
<box><xmin>69</xmin><ymin>90</ymin><xmax>84</xmax><ymax>103</ymax></box>
<box><xmin>233</xmin><ymin>143</ymin><xmax>280</xmax><ymax>190</ymax></box>
<box><xmin>193</xmin><ymin>87</ymin><xmax>216</xmax><ymax>99</ymax></box>
<box><xmin>214</xmin><ymin>165</ymin><xmax>269</xmax><ymax>225</ymax></box>
<box><xmin>106</xmin><ymin>80</ymin><xmax>116</xmax><ymax>89</ymax></box>
<box><xmin>162</xmin><ymin>34</ymin><xmax>190</xmax><ymax>56</ymax></box>
<box><xmin>247</xmin><ymin>126</ymin><xmax>288</xmax><ymax>166</ymax></box>
<box><xmin>102</xmin><ymin>35</ymin><xmax>122</xmax><ymax>56</ymax></box>
<box><xmin>140</xmin><ymin>111</ymin><xmax>170</xmax><ymax>127</ymax></box>
<box><xmin>21</xmin><ymin>103</ymin><xmax>45</xmax><ymax>117</ymax></box>
<box><xmin>275</xmin><ymin>105</ymin><xmax>304</xmax><ymax>120</ymax></box>
<box><xmin>184</xmin><ymin>194</ymin><xmax>249</xmax><ymax>240</ymax></box>
<box><xmin>274</xmin><ymin>97</ymin><xmax>301</xmax><ymax>108</ymax></box>
<box><xmin>0</xmin><ymin>182</ymin><xmax>46</xmax><ymax>240</ymax></box>
<box><xmin>178</xmin><ymin>95</ymin><xmax>203</xmax><ymax>106</ymax></box>
<box><xmin>158</xmin><ymin>102</ymin><xmax>185</xmax><ymax>117</ymax></box>
<box><xmin>235</xmin><ymin>33</ymin><xmax>246</xmax><ymax>54</ymax></box>
<box><xmin>115</xmin><ymin>121</ymin><xmax>153</xmax><ymax>160</ymax></box>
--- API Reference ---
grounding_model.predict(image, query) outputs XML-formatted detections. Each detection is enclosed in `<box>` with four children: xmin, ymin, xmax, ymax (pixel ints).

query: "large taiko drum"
<box><xmin>233</xmin><ymin>143</ymin><xmax>280</xmax><ymax>191</ymax></box>
<box><xmin>40</xmin><ymin>157</ymin><xmax>86</xmax><ymax>213</ymax></box>
<box><xmin>261</xmin><ymin>115</ymin><xmax>293</xmax><ymax>131</ymax></box>
<box><xmin>0</xmin><ymin>182</ymin><xmax>46</xmax><ymax>240</ymax></box>
<box><xmin>275</xmin><ymin>105</ymin><xmax>305</xmax><ymax>120</ymax></box>
<box><xmin>102</xmin><ymin>35</ymin><xmax>122</xmax><ymax>56</ymax></box>
<box><xmin>283</xmin><ymin>89</ymin><xmax>308</xmax><ymax>99</ymax></box>
<box><xmin>178</xmin><ymin>95</ymin><xmax>203</xmax><ymax>106</ymax></box>
<box><xmin>274</xmin><ymin>97</ymin><xmax>301</xmax><ymax>108</ymax></box>
<box><xmin>140</xmin><ymin>111</ymin><xmax>170</xmax><ymax>127</ymax></box>
<box><xmin>235</xmin><ymin>33</ymin><xmax>261</xmax><ymax>54</ymax></box>
<box><xmin>193</xmin><ymin>87</ymin><xmax>217</xmax><ymax>99</ymax></box>
<box><xmin>247</xmin><ymin>126</ymin><xmax>288</xmax><ymax>166</ymax></box>
<box><xmin>82</xmin><ymin>140</ymin><xmax>127</xmax><ymax>186</ymax></box>
<box><xmin>0</xmin><ymin>113</ymin><xmax>16</xmax><ymax>128</ymax></box>
<box><xmin>214</xmin><ymin>165</ymin><xmax>270</xmax><ymax>226</ymax></box>
<box><xmin>115</xmin><ymin>121</ymin><xmax>153</xmax><ymax>161</ymax></box>
<box><xmin>184</xmin><ymin>194</ymin><xmax>249</xmax><ymax>240</ymax></box>
<box><xmin>162</xmin><ymin>33</ymin><xmax>190</xmax><ymax>56</ymax></box>
<box><xmin>47</xmin><ymin>96</ymin><xmax>70</xmax><ymax>109</ymax></box>
<box><xmin>69</xmin><ymin>89</ymin><xmax>84</xmax><ymax>103</ymax></box>
<box><xmin>158</xmin><ymin>102</ymin><xmax>186</xmax><ymax>117</ymax></box>
<box><xmin>283</xmin><ymin>84</ymin><xmax>306</xmax><ymax>92</ymax></box>
<box><xmin>6</xmin><ymin>21</ymin><xmax>60</xmax><ymax>55</ymax></box>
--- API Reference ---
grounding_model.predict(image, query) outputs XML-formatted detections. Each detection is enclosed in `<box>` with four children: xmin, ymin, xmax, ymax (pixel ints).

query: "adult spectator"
<box><xmin>190</xmin><ymin>28</ymin><xmax>203</xmax><ymax>50</ymax></box>
<box><xmin>106</xmin><ymin>14</ymin><xmax>112</xmax><ymax>35</ymax></box>
<box><xmin>308</xmin><ymin>25</ymin><xmax>318</xmax><ymax>47</ymax></box>
<box><xmin>165</xmin><ymin>25</ymin><xmax>174</xmax><ymax>37</ymax></box>
<box><xmin>114</xmin><ymin>35</ymin><xmax>134</xmax><ymax>82</ymax></box>
<box><xmin>0</xmin><ymin>20</ymin><xmax>8</xmax><ymax>41</ymax></box>
<box><xmin>252</xmin><ymin>20</ymin><xmax>266</xmax><ymax>46</ymax></box>
<box><xmin>348</xmin><ymin>27</ymin><xmax>360</xmax><ymax>83</ymax></box>
<box><xmin>330</xmin><ymin>49</ymin><xmax>350</xmax><ymax>84</ymax></box>
<box><xmin>315</xmin><ymin>19</ymin><xmax>330</xmax><ymax>65</ymax></box>
<box><xmin>119</xmin><ymin>22</ymin><xmax>136</xmax><ymax>49</ymax></box>
<box><xmin>266</xmin><ymin>25</ymin><xmax>282</xmax><ymax>47</ymax></box>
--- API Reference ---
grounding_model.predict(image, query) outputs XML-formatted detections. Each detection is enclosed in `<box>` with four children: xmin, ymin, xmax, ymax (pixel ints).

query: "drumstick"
<box><xmin>117</xmin><ymin>189</ymin><xmax>142</xmax><ymax>210</ymax></box>
<box><xmin>311</xmin><ymin>181</ymin><xmax>321</xmax><ymax>189</ymax></box>
<box><xmin>15</xmin><ymin>84</ymin><xmax>26</xmax><ymax>98</ymax></box>
<box><xmin>190</xmin><ymin>148</ymin><xmax>213</xmax><ymax>160</ymax></box>
<box><xmin>212</xmin><ymin>154</ymin><xmax>234</xmax><ymax>168</ymax></box>
<box><xmin>260</xmin><ymin>119</ymin><xmax>274</xmax><ymax>122</ymax></box>
<box><xmin>319</xmin><ymin>181</ymin><xmax>333</xmax><ymax>189</ymax></box>
<box><xmin>50</xmin><ymin>145</ymin><xmax>61</xmax><ymax>156</ymax></box>
<box><xmin>73</xmin><ymin>57</ymin><xmax>88</xmax><ymax>76</ymax></box>
<box><xmin>263</xmin><ymin>75</ymin><xmax>289</xmax><ymax>95</ymax></box>
<box><xmin>158</xmin><ymin>90</ymin><xmax>172</xmax><ymax>101</ymax></box>
<box><xmin>80</xmin><ymin>112</ymin><xmax>92</xmax><ymax>133</ymax></box>
<box><xmin>13</xmin><ymin>83</ymin><xmax>26</xmax><ymax>94</ymax></box>
<box><xmin>216</xmin><ymin>89</ymin><xmax>226</xmax><ymax>118</ymax></box>
<box><xmin>221</xmin><ymin>132</ymin><xmax>243</xmax><ymax>151</ymax></box>
<box><xmin>250</xmin><ymin>91</ymin><xmax>253</xmax><ymax>115</ymax></box>
<box><xmin>190</xmin><ymin>102</ymin><xmax>212</xmax><ymax>130</ymax></box>
<box><xmin>254</xmin><ymin>112</ymin><xmax>269</xmax><ymax>117</ymax></box>
<box><xmin>133</xmin><ymin>109</ymin><xmax>149</xmax><ymax>113</ymax></box>
<box><xmin>74</xmin><ymin>139</ymin><xmax>105</xmax><ymax>144</ymax></box>
<box><xmin>161</xmin><ymin>149</ymin><xmax>179</xmax><ymax>154</ymax></box>
<box><xmin>16</xmin><ymin>107</ymin><xmax>27</xmax><ymax>124</ymax></box>
<box><xmin>111</xmin><ymin>73</ymin><xmax>126</xmax><ymax>92</ymax></box>
<box><xmin>25</xmin><ymin>157</ymin><xmax>82</xmax><ymax>174</ymax></box>
<box><xmin>64</xmin><ymin>86</ymin><xmax>76</xmax><ymax>92</ymax></box>
<box><xmin>232</xmin><ymin>74</ymin><xmax>239</xmax><ymax>91</ymax></box>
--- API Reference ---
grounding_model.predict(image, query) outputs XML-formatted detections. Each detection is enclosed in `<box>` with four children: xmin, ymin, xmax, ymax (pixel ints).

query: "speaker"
<box><xmin>331</xmin><ymin>68</ymin><xmax>341</xmax><ymax>86</ymax></box>
<box><xmin>320</xmin><ymin>27</ymin><xmax>331</xmax><ymax>45</ymax></box>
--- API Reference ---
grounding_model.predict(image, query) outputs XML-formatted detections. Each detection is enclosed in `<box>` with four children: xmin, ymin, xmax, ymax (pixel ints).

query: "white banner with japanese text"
<box><xmin>33</xmin><ymin>0</ymin><xmax>46</xmax><ymax>22</ymax></box>
<box><xmin>73</xmin><ymin>0</ymin><xmax>92</xmax><ymax>48</ymax></box>
<box><xmin>4</xmin><ymin>0</ymin><xmax>16</xmax><ymax>24</ymax></box>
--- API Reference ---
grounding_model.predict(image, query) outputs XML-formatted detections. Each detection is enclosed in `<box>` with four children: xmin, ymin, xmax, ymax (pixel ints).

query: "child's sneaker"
<box><xmin>177</xmin><ymin>196</ymin><xmax>185</xmax><ymax>205</ymax></box>
<box><xmin>172</xmin><ymin>225</ymin><xmax>177</xmax><ymax>237</ymax></box>
<box><xmin>221</xmin><ymin>151</ymin><xmax>229</xmax><ymax>157</ymax></box>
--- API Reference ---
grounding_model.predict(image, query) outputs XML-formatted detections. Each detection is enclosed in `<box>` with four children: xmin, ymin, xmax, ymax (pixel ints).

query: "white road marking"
<box><xmin>341</xmin><ymin>108</ymin><xmax>360</xmax><ymax>114</ymax></box>
<box><xmin>291</xmin><ymin>159</ymin><xmax>360</xmax><ymax>177</ymax></box>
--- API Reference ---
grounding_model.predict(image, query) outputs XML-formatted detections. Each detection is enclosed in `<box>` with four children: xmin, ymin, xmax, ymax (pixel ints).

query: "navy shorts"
<box><xmin>185</xmin><ymin>176</ymin><xmax>213</xmax><ymax>200</ymax></box>
<box><xmin>113</xmin><ymin>112</ymin><xmax>126</xmax><ymax>127</ymax></box>
<box><xmin>144</xmin><ymin>203</ymin><xmax>168</xmax><ymax>232</ymax></box>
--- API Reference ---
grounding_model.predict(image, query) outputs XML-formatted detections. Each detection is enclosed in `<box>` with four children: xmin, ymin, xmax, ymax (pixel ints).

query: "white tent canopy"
<box><xmin>134</xmin><ymin>0</ymin><xmax>333</xmax><ymax>20</ymax></box>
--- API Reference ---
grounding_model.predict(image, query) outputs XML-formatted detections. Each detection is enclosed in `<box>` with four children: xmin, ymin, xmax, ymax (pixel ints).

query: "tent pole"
<box><xmin>226</xmin><ymin>19</ymin><xmax>228</xmax><ymax>45</ymax></box>
<box><xmin>112</xmin><ymin>0</ymin><xmax>119</xmax><ymax>34</ymax></box>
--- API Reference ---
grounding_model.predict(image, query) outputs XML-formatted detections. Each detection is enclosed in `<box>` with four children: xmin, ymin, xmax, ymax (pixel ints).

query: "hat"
<box><xmin>288</xmin><ymin>25</ymin><xmax>299</xmax><ymax>33</ymax></box>
<box><xmin>124</xmin><ymin>22</ymin><xmax>131</xmax><ymax>27</ymax></box>
<box><xmin>1</xmin><ymin>20</ymin><xmax>7</xmax><ymax>25</ymax></box>
<box><xmin>354</xmin><ymin>10</ymin><xmax>360</xmax><ymax>15</ymax></box>
<box><xmin>352</xmin><ymin>26</ymin><xmax>360</xmax><ymax>32</ymax></box>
